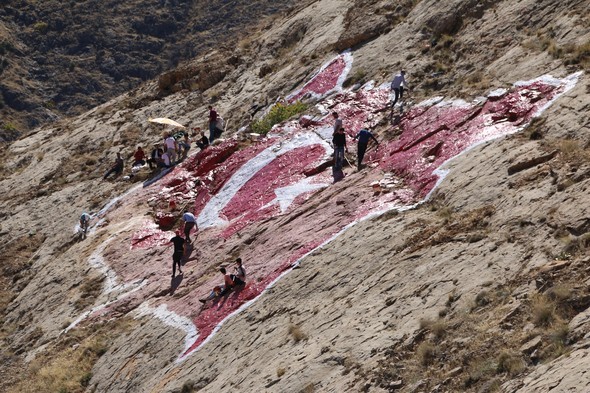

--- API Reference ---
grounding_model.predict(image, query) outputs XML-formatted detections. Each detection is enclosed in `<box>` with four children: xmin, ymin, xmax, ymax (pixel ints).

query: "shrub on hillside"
<box><xmin>251</xmin><ymin>101</ymin><xmax>307</xmax><ymax>135</ymax></box>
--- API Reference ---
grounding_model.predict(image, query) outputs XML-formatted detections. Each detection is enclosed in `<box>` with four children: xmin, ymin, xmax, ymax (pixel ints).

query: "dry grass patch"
<box><xmin>531</xmin><ymin>294</ymin><xmax>556</xmax><ymax>327</ymax></box>
<box><xmin>276</xmin><ymin>367</ymin><xmax>286</xmax><ymax>377</ymax></box>
<box><xmin>288</xmin><ymin>323</ymin><xmax>307</xmax><ymax>343</ymax></box>
<box><xmin>419</xmin><ymin>318</ymin><xmax>448</xmax><ymax>340</ymax></box>
<box><xmin>496</xmin><ymin>350</ymin><xmax>525</xmax><ymax>375</ymax></box>
<box><xmin>6</xmin><ymin>318</ymin><xmax>135</xmax><ymax>393</ymax></box>
<box><xmin>416</xmin><ymin>341</ymin><xmax>438</xmax><ymax>366</ymax></box>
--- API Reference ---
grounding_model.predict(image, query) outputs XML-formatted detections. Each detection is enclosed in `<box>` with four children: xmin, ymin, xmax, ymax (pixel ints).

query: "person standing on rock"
<box><xmin>170</xmin><ymin>231</ymin><xmax>185</xmax><ymax>278</ymax></box>
<box><xmin>208</xmin><ymin>105</ymin><xmax>218</xmax><ymax>144</ymax></box>
<box><xmin>164</xmin><ymin>132</ymin><xmax>178</xmax><ymax>163</ymax></box>
<box><xmin>390</xmin><ymin>70</ymin><xmax>409</xmax><ymax>109</ymax></box>
<box><xmin>103</xmin><ymin>152</ymin><xmax>124</xmax><ymax>180</ymax></box>
<box><xmin>332</xmin><ymin>112</ymin><xmax>343</xmax><ymax>135</ymax></box>
<box><xmin>79</xmin><ymin>212</ymin><xmax>91</xmax><ymax>238</ymax></box>
<box><xmin>332</xmin><ymin>127</ymin><xmax>348</xmax><ymax>170</ymax></box>
<box><xmin>182</xmin><ymin>211</ymin><xmax>197</xmax><ymax>243</ymax></box>
<box><xmin>354</xmin><ymin>128</ymin><xmax>379</xmax><ymax>171</ymax></box>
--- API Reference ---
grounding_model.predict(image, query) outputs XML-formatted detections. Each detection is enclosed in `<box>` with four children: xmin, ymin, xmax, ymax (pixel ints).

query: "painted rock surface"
<box><xmin>70</xmin><ymin>53</ymin><xmax>580</xmax><ymax>359</ymax></box>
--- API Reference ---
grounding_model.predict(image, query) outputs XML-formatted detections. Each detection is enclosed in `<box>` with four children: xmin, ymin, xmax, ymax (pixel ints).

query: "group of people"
<box><xmin>331</xmin><ymin>112</ymin><xmax>380</xmax><ymax>172</ymax></box>
<box><xmin>168</xmin><ymin>210</ymin><xmax>247</xmax><ymax>304</ymax></box>
<box><xmin>102</xmin><ymin>111</ymin><xmax>218</xmax><ymax>180</ymax></box>
<box><xmin>330</xmin><ymin>70</ymin><xmax>409</xmax><ymax>172</ymax></box>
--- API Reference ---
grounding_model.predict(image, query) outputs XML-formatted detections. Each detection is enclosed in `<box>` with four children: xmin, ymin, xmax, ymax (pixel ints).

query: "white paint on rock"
<box><xmin>197</xmin><ymin>132</ymin><xmax>332</xmax><ymax>229</ymax></box>
<box><xmin>135</xmin><ymin>302</ymin><xmax>198</xmax><ymax>359</ymax></box>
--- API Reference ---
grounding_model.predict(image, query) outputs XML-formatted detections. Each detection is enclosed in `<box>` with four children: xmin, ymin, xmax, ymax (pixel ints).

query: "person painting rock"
<box><xmin>354</xmin><ymin>128</ymin><xmax>379</xmax><ymax>171</ymax></box>
<box><xmin>332</xmin><ymin>127</ymin><xmax>348</xmax><ymax>170</ymax></box>
<box><xmin>390</xmin><ymin>70</ymin><xmax>409</xmax><ymax>110</ymax></box>
<box><xmin>170</xmin><ymin>231</ymin><xmax>185</xmax><ymax>278</ymax></box>
<box><xmin>79</xmin><ymin>212</ymin><xmax>91</xmax><ymax>238</ymax></box>
<box><xmin>103</xmin><ymin>152</ymin><xmax>124</xmax><ymax>180</ymax></box>
<box><xmin>182</xmin><ymin>211</ymin><xmax>197</xmax><ymax>243</ymax></box>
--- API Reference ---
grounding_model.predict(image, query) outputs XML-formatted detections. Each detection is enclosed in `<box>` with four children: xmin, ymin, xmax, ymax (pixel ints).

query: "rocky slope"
<box><xmin>1</xmin><ymin>0</ymin><xmax>590</xmax><ymax>392</ymax></box>
<box><xmin>0</xmin><ymin>0</ymin><xmax>307</xmax><ymax>141</ymax></box>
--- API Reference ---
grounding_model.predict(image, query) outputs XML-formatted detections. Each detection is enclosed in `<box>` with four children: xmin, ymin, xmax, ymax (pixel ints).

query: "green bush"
<box><xmin>251</xmin><ymin>101</ymin><xmax>307</xmax><ymax>135</ymax></box>
<box><xmin>33</xmin><ymin>21</ymin><xmax>49</xmax><ymax>33</ymax></box>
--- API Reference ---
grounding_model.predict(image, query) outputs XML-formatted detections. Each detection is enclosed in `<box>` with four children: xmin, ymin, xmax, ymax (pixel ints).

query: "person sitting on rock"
<box><xmin>195</xmin><ymin>129</ymin><xmax>209</xmax><ymax>150</ymax></box>
<box><xmin>132</xmin><ymin>146</ymin><xmax>146</xmax><ymax>167</ymax></box>
<box><xmin>178</xmin><ymin>134</ymin><xmax>191</xmax><ymax>159</ymax></box>
<box><xmin>147</xmin><ymin>145</ymin><xmax>164</xmax><ymax>170</ymax></box>
<box><xmin>230</xmin><ymin>258</ymin><xmax>246</xmax><ymax>286</ymax></box>
<box><xmin>158</xmin><ymin>151</ymin><xmax>172</xmax><ymax>169</ymax></box>
<box><xmin>199</xmin><ymin>267</ymin><xmax>235</xmax><ymax>303</ymax></box>
<box><xmin>103</xmin><ymin>152</ymin><xmax>124</xmax><ymax>180</ymax></box>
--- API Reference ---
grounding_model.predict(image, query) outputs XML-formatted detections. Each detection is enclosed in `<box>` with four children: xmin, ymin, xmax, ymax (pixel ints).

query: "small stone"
<box><xmin>520</xmin><ymin>336</ymin><xmax>542</xmax><ymax>354</ymax></box>
<box><xmin>446</xmin><ymin>366</ymin><xmax>463</xmax><ymax>378</ymax></box>
<box><xmin>390</xmin><ymin>380</ymin><xmax>403</xmax><ymax>389</ymax></box>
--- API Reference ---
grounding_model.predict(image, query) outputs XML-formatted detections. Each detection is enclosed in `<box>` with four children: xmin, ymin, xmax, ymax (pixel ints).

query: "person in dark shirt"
<box><xmin>354</xmin><ymin>128</ymin><xmax>379</xmax><ymax>170</ymax></box>
<box><xmin>170</xmin><ymin>232</ymin><xmax>185</xmax><ymax>278</ymax></box>
<box><xmin>332</xmin><ymin>127</ymin><xmax>348</xmax><ymax>170</ymax></box>
<box><xmin>147</xmin><ymin>145</ymin><xmax>164</xmax><ymax>170</ymax></box>
<box><xmin>103</xmin><ymin>152</ymin><xmax>124</xmax><ymax>180</ymax></box>
<box><xmin>208</xmin><ymin>106</ymin><xmax>218</xmax><ymax>143</ymax></box>
<box><xmin>195</xmin><ymin>129</ymin><xmax>209</xmax><ymax>150</ymax></box>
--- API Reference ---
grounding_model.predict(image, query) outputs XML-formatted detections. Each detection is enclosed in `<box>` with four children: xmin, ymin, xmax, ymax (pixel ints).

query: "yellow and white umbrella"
<box><xmin>148</xmin><ymin>117</ymin><xmax>186</xmax><ymax>128</ymax></box>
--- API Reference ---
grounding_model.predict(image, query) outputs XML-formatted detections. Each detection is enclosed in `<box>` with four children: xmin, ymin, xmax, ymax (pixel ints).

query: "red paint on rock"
<box><xmin>288</xmin><ymin>55</ymin><xmax>347</xmax><ymax>102</ymax></box>
<box><xmin>102</xmin><ymin>58</ymin><xmax>571</xmax><ymax>359</ymax></box>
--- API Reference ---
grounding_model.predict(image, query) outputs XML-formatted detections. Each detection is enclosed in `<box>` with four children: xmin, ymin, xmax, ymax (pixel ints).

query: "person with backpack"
<box><xmin>332</xmin><ymin>127</ymin><xmax>348</xmax><ymax>170</ymax></box>
<box><xmin>390</xmin><ymin>70</ymin><xmax>409</xmax><ymax>109</ymax></box>
<box><xmin>354</xmin><ymin>128</ymin><xmax>379</xmax><ymax>171</ymax></box>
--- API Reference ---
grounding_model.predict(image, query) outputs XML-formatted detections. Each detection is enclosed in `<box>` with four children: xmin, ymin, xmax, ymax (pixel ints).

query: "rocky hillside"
<box><xmin>0</xmin><ymin>0</ymin><xmax>307</xmax><ymax>141</ymax></box>
<box><xmin>1</xmin><ymin>0</ymin><xmax>589</xmax><ymax>392</ymax></box>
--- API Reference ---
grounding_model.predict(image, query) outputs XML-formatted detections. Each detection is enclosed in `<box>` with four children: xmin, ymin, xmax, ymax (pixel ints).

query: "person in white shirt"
<box><xmin>182</xmin><ymin>211</ymin><xmax>197</xmax><ymax>243</ymax></box>
<box><xmin>158</xmin><ymin>151</ymin><xmax>171</xmax><ymax>168</ymax></box>
<box><xmin>332</xmin><ymin>112</ymin><xmax>343</xmax><ymax>135</ymax></box>
<box><xmin>390</xmin><ymin>70</ymin><xmax>409</xmax><ymax>108</ymax></box>
<box><xmin>164</xmin><ymin>132</ymin><xmax>178</xmax><ymax>163</ymax></box>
